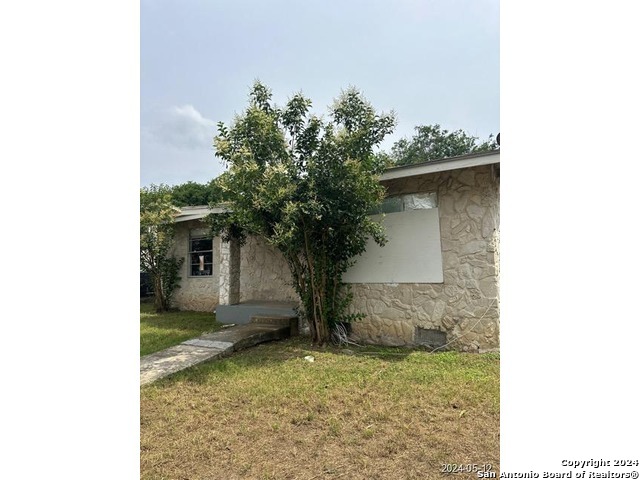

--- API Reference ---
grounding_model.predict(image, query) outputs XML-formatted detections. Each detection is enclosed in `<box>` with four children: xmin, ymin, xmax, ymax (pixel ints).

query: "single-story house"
<box><xmin>169</xmin><ymin>150</ymin><xmax>500</xmax><ymax>352</ymax></box>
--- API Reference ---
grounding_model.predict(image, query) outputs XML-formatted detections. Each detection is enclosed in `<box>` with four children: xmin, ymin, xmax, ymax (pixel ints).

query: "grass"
<box><xmin>140</xmin><ymin>300</ymin><xmax>223</xmax><ymax>356</ymax></box>
<box><xmin>141</xmin><ymin>338</ymin><xmax>499</xmax><ymax>479</ymax></box>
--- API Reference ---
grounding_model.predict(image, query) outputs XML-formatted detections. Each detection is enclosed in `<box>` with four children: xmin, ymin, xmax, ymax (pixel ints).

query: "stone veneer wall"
<box><xmin>348</xmin><ymin>164</ymin><xmax>500</xmax><ymax>352</ymax></box>
<box><xmin>170</xmin><ymin>220</ymin><xmax>220</xmax><ymax>312</ymax></box>
<box><xmin>219</xmin><ymin>237</ymin><xmax>240</xmax><ymax>305</ymax></box>
<box><xmin>239</xmin><ymin>235</ymin><xmax>298</xmax><ymax>303</ymax></box>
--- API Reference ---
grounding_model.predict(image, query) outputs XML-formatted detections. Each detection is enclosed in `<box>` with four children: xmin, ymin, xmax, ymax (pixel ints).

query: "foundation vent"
<box><xmin>415</xmin><ymin>327</ymin><xmax>447</xmax><ymax>350</ymax></box>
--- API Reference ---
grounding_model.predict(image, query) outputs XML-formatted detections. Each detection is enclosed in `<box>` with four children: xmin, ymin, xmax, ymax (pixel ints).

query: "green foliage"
<box><xmin>170</xmin><ymin>181</ymin><xmax>211</xmax><ymax>206</ymax></box>
<box><xmin>170</xmin><ymin>180</ymin><xmax>225</xmax><ymax>207</ymax></box>
<box><xmin>388</xmin><ymin>124</ymin><xmax>498</xmax><ymax>166</ymax></box>
<box><xmin>158</xmin><ymin>256</ymin><xmax>183</xmax><ymax>309</ymax></box>
<box><xmin>140</xmin><ymin>184</ymin><xmax>184</xmax><ymax>312</ymax></box>
<box><xmin>210</xmin><ymin>81</ymin><xmax>396</xmax><ymax>345</ymax></box>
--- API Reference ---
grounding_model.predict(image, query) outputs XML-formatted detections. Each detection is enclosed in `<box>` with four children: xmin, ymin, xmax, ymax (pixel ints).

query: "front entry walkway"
<box><xmin>140</xmin><ymin>317</ymin><xmax>297</xmax><ymax>386</ymax></box>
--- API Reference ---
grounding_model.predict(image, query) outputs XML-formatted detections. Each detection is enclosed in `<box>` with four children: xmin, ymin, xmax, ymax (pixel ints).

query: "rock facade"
<box><xmin>170</xmin><ymin>220</ymin><xmax>220</xmax><ymax>312</ymax></box>
<box><xmin>168</xmin><ymin>163</ymin><xmax>500</xmax><ymax>352</ymax></box>
<box><xmin>347</xmin><ymin>164</ymin><xmax>500</xmax><ymax>352</ymax></box>
<box><xmin>219</xmin><ymin>237</ymin><xmax>240</xmax><ymax>305</ymax></box>
<box><xmin>169</xmin><ymin>221</ymin><xmax>298</xmax><ymax>312</ymax></box>
<box><xmin>239</xmin><ymin>235</ymin><xmax>298</xmax><ymax>303</ymax></box>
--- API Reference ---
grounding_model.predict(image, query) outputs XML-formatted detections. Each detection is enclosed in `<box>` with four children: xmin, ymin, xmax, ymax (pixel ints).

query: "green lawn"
<box><xmin>141</xmin><ymin>338</ymin><xmax>500</xmax><ymax>479</ymax></box>
<box><xmin>140</xmin><ymin>301</ymin><xmax>222</xmax><ymax>356</ymax></box>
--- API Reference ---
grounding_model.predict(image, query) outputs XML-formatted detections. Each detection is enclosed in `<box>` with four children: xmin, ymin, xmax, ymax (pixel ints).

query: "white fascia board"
<box><xmin>174</xmin><ymin>205</ymin><xmax>229</xmax><ymax>222</ymax></box>
<box><xmin>174</xmin><ymin>214</ymin><xmax>207</xmax><ymax>223</ymax></box>
<box><xmin>380</xmin><ymin>151</ymin><xmax>500</xmax><ymax>181</ymax></box>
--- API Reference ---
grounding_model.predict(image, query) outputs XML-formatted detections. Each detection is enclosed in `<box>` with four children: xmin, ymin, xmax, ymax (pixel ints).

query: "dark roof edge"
<box><xmin>382</xmin><ymin>149</ymin><xmax>500</xmax><ymax>174</ymax></box>
<box><xmin>380</xmin><ymin>150</ymin><xmax>499</xmax><ymax>182</ymax></box>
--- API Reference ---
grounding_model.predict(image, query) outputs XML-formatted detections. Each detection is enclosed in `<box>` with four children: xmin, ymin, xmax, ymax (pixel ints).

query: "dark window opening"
<box><xmin>189</xmin><ymin>236</ymin><xmax>213</xmax><ymax>276</ymax></box>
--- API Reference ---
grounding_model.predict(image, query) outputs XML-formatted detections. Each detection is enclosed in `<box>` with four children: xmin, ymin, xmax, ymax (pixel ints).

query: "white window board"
<box><xmin>343</xmin><ymin>209</ymin><xmax>444</xmax><ymax>284</ymax></box>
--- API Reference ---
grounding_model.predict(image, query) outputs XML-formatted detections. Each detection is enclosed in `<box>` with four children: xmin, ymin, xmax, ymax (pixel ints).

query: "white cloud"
<box><xmin>147</xmin><ymin>104</ymin><xmax>216</xmax><ymax>150</ymax></box>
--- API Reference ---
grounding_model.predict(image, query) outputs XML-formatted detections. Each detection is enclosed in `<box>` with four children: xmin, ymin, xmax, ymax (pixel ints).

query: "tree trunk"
<box><xmin>303</xmin><ymin>229</ymin><xmax>332</xmax><ymax>346</ymax></box>
<box><xmin>283</xmin><ymin>246</ymin><xmax>333</xmax><ymax>346</ymax></box>
<box><xmin>153</xmin><ymin>273</ymin><xmax>165</xmax><ymax>312</ymax></box>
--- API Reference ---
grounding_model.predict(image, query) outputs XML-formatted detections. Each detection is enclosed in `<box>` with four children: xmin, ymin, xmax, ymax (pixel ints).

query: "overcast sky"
<box><xmin>140</xmin><ymin>0</ymin><xmax>499</xmax><ymax>186</ymax></box>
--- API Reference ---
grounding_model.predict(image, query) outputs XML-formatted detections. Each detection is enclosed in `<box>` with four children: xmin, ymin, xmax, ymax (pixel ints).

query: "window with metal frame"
<box><xmin>369</xmin><ymin>192</ymin><xmax>438</xmax><ymax>214</ymax></box>
<box><xmin>188</xmin><ymin>234</ymin><xmax>213</xmax><ymax>277</ymax></box>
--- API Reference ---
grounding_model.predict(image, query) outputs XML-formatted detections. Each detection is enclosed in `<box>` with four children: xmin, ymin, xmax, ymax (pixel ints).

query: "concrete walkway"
<box><xmin>140</xmin><ymin>317</ymin><xmax>297</xmax><ymax>386</ymax></box>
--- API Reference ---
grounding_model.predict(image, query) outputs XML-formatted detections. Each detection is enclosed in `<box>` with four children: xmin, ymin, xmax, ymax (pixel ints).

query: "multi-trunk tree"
<box><xmin>209</xmin><ymin>82</ymin><xmax>396</xmax><ymax>345</ymax></box>
<box><xmin>140</xmin><ymin>184</ymin><xmax>184</xmax><ymax>312</ymax></box>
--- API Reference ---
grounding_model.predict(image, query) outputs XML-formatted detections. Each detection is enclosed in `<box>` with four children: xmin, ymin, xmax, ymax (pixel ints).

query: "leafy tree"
<box><xmin>389</xmin><ymin>124</ymin><xmax>498</xmax><ymax>166</ymax></box>
<box><xmin>170</xmin><ymin>180</ymin><xmax>225</xmax><ymax>207</ymax></box>
<box><xmin>140</xmin><ymin>184</ymin><xmax>184</xmax><ymax>312</ymax></box>
<box><xmin>209</xmin><ymin>82</ymin><xmax>396</xmax><ymax>345</ymax></box>
<box><xmin>170</xmin><ymin>181</ymin><xmax>211</xmax><ymax>207</ymax></box>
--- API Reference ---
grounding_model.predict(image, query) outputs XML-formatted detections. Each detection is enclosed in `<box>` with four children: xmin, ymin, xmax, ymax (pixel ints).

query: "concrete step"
<box><xmin>198</xmin><ymin>323</ymin><xmax>293</xmax><ymax>351</ymax></box>
<box><xmin>251</xmin><ymin>315</ymin><xmax>299</xmax><ymax>336</ymax></box>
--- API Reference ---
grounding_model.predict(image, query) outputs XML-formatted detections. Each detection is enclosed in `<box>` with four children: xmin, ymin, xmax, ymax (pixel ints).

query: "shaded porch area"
<box><xmin>215</xmin><ymin>300</ymin><xmax>298</xmax><ymax>324</ymax></box>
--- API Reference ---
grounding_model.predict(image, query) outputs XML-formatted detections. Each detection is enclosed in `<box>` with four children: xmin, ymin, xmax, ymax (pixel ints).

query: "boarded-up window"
<box><xmin>343</xmin><ymin>208</ymin><xmax>444</xmax><ymax>284</ymax></box>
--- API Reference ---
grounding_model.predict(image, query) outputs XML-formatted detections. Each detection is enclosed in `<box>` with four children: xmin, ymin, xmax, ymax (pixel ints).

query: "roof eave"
<box><xmin>174</xmin><ymin>205</ymin><xmax>228</xmax><ymax>222</ymax></box>
<box><xmin>380</xmin><ymin>150</ymin><xmax>500</xmax><ymax>182</ymax></box>
<box><xmin>173</xmin><ymin>151</ymin><xmax>500</xmax><ymax>219</ymax></box>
